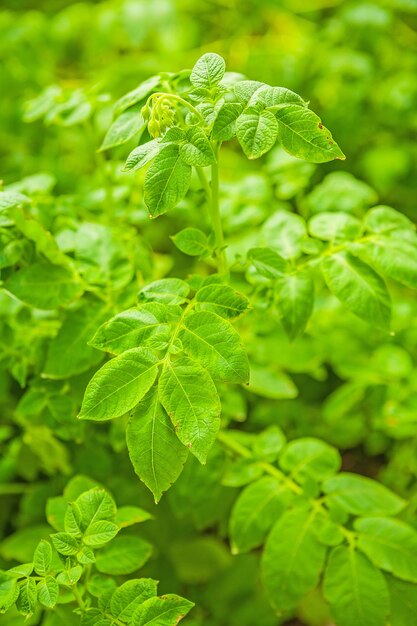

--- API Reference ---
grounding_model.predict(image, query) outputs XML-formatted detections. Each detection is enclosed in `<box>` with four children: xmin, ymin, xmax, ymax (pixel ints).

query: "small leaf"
<box><xmin>139</xmin><ymin>278</ymin><xmax>190</xmax><ymax>305</ymax></box>
<box><xmin>56</xmin><ymin>566</ymin><xmax>83</xmax><ymax>586</ymax></box>
<box><xmin>190</xmin><ymin>53</ymin><xmax>225</xmax><ymax>89</ymax></box>
<box><xmin>180</xmin><ymin>126</ymin><xmax>216</xmax><ymax>166</ymax></box>
<box><xmin>75</xmin><ymin>488</ymin><xmax>117</xmax><ymax>530</ymax></box>
<box><xmin>323</xmin><ymin>545</ymin><xmax>389</xmax><ymax>626</ymax></box>
<box><xmin>0</xmin><ymin>571</ymin><xmax>19</xmax><ymax>613</ymax></box>
<box><xmin>364</xmin><ymin>206</ymin><xmax>415</xmax><ymax>234</ymax></box>
<box><xmin>262</xmin><ymin>210</ymin><xmax>307</xmax><ymax>259</ymax></box>
<box><xmin>51</xmin><ymin>533</ymin><xmax>79</xmax><ymax>556</ymax></box>
<box><xmin>261</xmin><ymin>506</ymin><xmax>326</xmax><ymax>613</ymax></box>
<box><xmin>144</xmin><ymin>144</ymin><xmax>191</xmax><ymax>217</ymax></box>
<box><xmin>0</xmin><ymin>190</ymin><xmax>30</xmax><ymax>211</ymax></box>
<box><xmin>95</xmin><ymin>536</ymin><xmax>152</xmax><ymax>575</ymax></box>
<box><xmin>230</xmin><ymin>477</ymin><xmax>290</xmax><ymax>553</ymax></box>
<box><xmin>132</xmin><ymin>593</ymin><xmax>194</xmax><ymax>626</ymax></box>
<box><xmin>127</xmin><ymin>388</ymin><xmax>188</xmax><ymax>502</ymax></box>
<box><xmin>115</xmin><ymin>506</ymin><xmax>153</xmax><ymax>528</ymax></box>
<box><xmin>100</xmin><ymin>108</ymin><xmax>145</xmax><ymax>151</ymax></box>
<box><xmin>124</xmin><ymin>139</ymin><xmax>161</xmax><ymax>172</ymax></box>
<box><xmin>37</xmin><ymin>576</ymin><xmax>59</xmax><ymax>608</ymax></box>
<box><xmin>275</xmin><ymin>104</ymin><xmax>345</xmax><ymax>162</ymax></box>
<box><xmin>110</xmin><ymin>578</ymin><xmax>158</xmax><ymax>622</ymax></box>
<box><xmin>172</xmin><ymin>227</ymin><xmax>210</xmax><ymax>257</ymax></box>
<box><xmin>83</xmin><ymin>521</ymin><xmax>119</xmax><ymax>547</ymax></box>
<box><xmin>355</xmin><ymin>517</ymin><xmax>417</xmax><ymax>582</ymax></box>
<box><xmin>33</xmin><ymin>540</ymin><xmax>52</xmax><ymax>576</ymax></box>
<box><xmin>195</xmin><ymin>284</ymin><xmax>250</xmax><ymax>318</ymax></box>
<box><xmin>323</xmin><ymin>473</ymin><xmax>405</xmax><ymax>516</ymax></box>
<box><xmin>181</xmin><ymin>310</ymin><xmax>249</xmax><ymax>383</ymax></box>
<box><xmin>279</xmin><ymin>438</ymin><xmax>341</xmax><ymax>483</ymax></box>
<box><xmin>78</xmin><ymin>348</ymin><xmax>158</xmax><ymax>421</ymax></box>
<box><xmin>248</xmin><ymin>247</ymin><xmax>287</xmax><ymax>279</ymax></box>
<box><xmin>113</xmin><ymin>75</ymin><xmax>160</xmax><ymax>115</ymax></box>
<box><xmin>308</xmin><ymin>212</ymin><xmax>362</xmax><ymax>242</ymax></box>
<box><xmin>236</xmin><ymin>110</ymin><xmax>278</xmax><ymax>159</ymax></box>
<box><xmin>5</xmin><ymin>262</ymin><xmax>83</xmax><ymax>310</ymax></box>
<box><xmin>275</xmin><ymin>270</ymin><xmax>314</xmax><ymax>339</ymax></box>
<box><xmin>16</xmin><ymin>578</ymin><xmax>37</xmax><ymax>616</ymax></box>
<box><xmin>159</xmin><ymin>356</ymin><xmax>221</xmax><ymax>463</ymax></box>
<box><xmin>354</xmin><ymin>235</ymin><xmax>417</xmax><ymax>290</ymax></box>
<box><xmin>212</xmin><ymin>102</ymin><xmax>243</xmax><ymax>141</ymax></box>
<box><xmin>321</xmin><ymin>251</ymin><xmax>391</xmax><ymax>329</ymax></box>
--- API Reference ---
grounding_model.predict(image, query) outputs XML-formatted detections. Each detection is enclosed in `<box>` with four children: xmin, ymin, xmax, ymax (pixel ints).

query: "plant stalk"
<box><xmin>210</xmin><ymin>146</ymin><xmax>227</xmax><ymax>275</ymax></box>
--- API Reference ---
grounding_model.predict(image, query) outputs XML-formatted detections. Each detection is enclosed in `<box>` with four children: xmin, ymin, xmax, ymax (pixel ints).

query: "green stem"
<box><xmin>210</xmin><ymin>146</ymin><xmax>227</xmax><ymax>275</ymax></box>
<box><xmin>72</xmin><ymin>585</ymin><xmax>87</xmax><ymax>611</ymax></box>
<box><xmin>216</xmin><ymin>430</ymin><xmax>301</xmax><ymax>494</ymax></box>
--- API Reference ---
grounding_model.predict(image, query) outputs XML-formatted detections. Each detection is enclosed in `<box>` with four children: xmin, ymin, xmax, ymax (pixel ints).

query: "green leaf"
<box><xmin>113</xmin><ymin>75</ymin><xmax>160</xmax><ymax>115</ymax></box>
<box><xmin>321</xmin><ymin>251</ymin><xmax>391</xmax><ymax>329</ymax></box>
<box><xmin>279</xmin><ymin>438</ymin><xmax>341</xmax><ymax>483</ymax></box>
<box><xmin>64</xmin><ymin>502</ymin><xmax>83</xmax><ymax>536</ymax></box>
<box><xmin>364</xmin><ymin>206</ymin><xmax>415</xmax><ymax>234</ymax></box>
<box><xmin>249</xmin><ymin>85</ymin><xmax>306</xmax><ymax>109</ymax></box>
<box><xmin>132</xmin><ymin>594</ymin><xmax>194</xmax><ymax>626</ymax></box>
<box><xmin>308</xmin><ymin>212</ymin><xmax>362</xmax><ymax>242</ymax></box>
<box><xmin>248</xmin><ymin>364</ymin><xmax>298</xmax><ymax>399</ymax></box>
<box><xmin>43</xmin><ymin>302</ymin><xmax>106</xmax><ymax>378</ymax></box>
<box><xmin>127</xmin><ymin>388</ymin><xmax>188</xmax><ymax>503</ymax></box>
<box><xmin>252</xmin><ymin>426</ymin><xmax>287</xmax><ymax>461</ymax></box>
<box><xmin>236</xmin><ymin>110</ymin><xmax>278</xmax><ymax>159</ymax></box>
<box><xmin>354</xmin><ymin>235</ymin><xmax>417</xmax><ymax>289</ymax></box>
<box><xmin>51</xmin><ymin>533</ymin><xmax>79</xmax><ymax>556</ymax></box>
<box><xmin>248</xmin><ymin>247</ymin><xmax>287</xmax><ymax>279</ymax></box>
<box><xmin>212</xmin><ymin>102</ymin><xmax>243</xmax><ymax>141</ymax></box>
<box><xmin>33</xmin><ymin>540</ymin><xmax>52</xmax><ymax>576</ymax></box>
<box><xmin>4</xmin><ymin>262</ymin><xmax>83</xmax><ymax>310</ymax></box>
<box><xmin>234</xmin><ymin>80</ymin><xmax>264</xmax><ymax>104</ymax></box>
<box><xmin>0</xmin><ymin>190</ymin><xmax>30</xmax><ymax>211</ymax></box>
<box><xmin>37</xmin><ymin>576</ymin><xmax>59</xmax><ymax>608</ymax></box>
<box><xmin>124</xmin><ymin>139</ymin><xmax>161</xmax><ymax>172</ymax></box>
<box><xmin>323</xmin><ymin>546</ymin><xmax>389</xmax><ymax>626</ymax></box>
<box><xmin>323</xmin><ymin>473</ymin><xmax>405</xmax><ymax>516</ymax></box>
<box><xmin>158</xmin><ymin>356</ymin><xmax>220</xmax><ymax>463</ymax></box>
<box><xmin>229</xmin><ymin>477</ymin><xmax>290</xmax><ymax>553</ymax></box>
<box><xmin>7</xmin><ymin>564</ymin><xmax>34</xmax><ymax>578</ymax></box>
<box><xmin>56</xmin><ymin>566</ymin><xmax>82</xmax><ymax>586</ymax></box>
<box><xmin>144</xmin><ymin>144</ymin><xmax>192</xmax><ymax>217</ymax></box>
<box><xmin>195</xmin><ymin>284</ymin><xmax>249</xmax><ymax>319</ymax></box>
<box><xmin>75</xmin><ymin>488</ymin><xmax>117</xmax><ymax>530</ymax></box>
<box><xmin>90</xmin><ymin>303</ymin><xmax>181</xmax><ymax>355</ymax></box>
<box><xmin>261</xmin><ymin>506</ymin><xmax>326</xmax><ymax>612</ymax></box>
<box><xmin>275</xmin><ymin>270</ymin><xmax>314</xmax><ymax>339</ymax></box>
<box><xmin>83</xmin><ymin>521</ymin><xmax>119</xmax><ymax>547</ymax></box>
<box><xmin>262</xmin><ymin>210</ymin><xmax>307</xmax><ymax>259</ymax></box>
<box><xmin>78</xmin><ymin>348</ymin><xmax>158</xmax><ymax>421</ymax></box>
<box><xmin>274</xmin><ymin>105</ymin><xmax>345</xmax><ymax>162</ymax></box>
<box><xmin>171</xmin><ymin>227</ymin><xmax>210</xmax><ymax>257</ymax></box>
<box><xmin>110</xmin><ymin>579</ymin><xmax>158</xmax><ymax>622</ymax></box>
<box><xmin>115</xmin><ymin>506</ymin><xmax>153</xmax><ymax>528</ymax></box>
<box><xmin>180</xmin><ymin>126</ymin><xmax>216</xmax><ymax>166</ymax></box>
<box><xmin>180</xmin><ymin>310</ymin><xmax>249</xmax><ymax>383</ymax></box>
<box><xmin>77</xmin><ymin>546</ymin><xmax>95</xmax><ymax>565</ymax></box>
<box><xmin>95</xmin><ymin>536</ymin><xmax>152</xmax><ymax>575</ymax></box>
<box><xmin>355</xmin><ymin>517</ymin><xmax>417</xmax><ymax>582</ymax></box>
<box><xmin>386</xmin><ymin>574</ymin><xmax>417</xmax><ymax>626</ymax></box>
<box><xmin>139</xmin><ymin>278</ymin><xmax>190</xmax><ymax>305</ymax></box>
<box><xmin>16</xmin><ymin>578</ymin><xmax>37</xmax><ymax>616</ymax></box>
<box><xmin>0</xmin><ymin>571</ymin><xmax>19</xmax><ymax>613</ymax></box>
<box><xmin>100</xmin><ymin>108</ymin><xmax>145</xmax><ymax>151</ymax></box>
<box><xmin>190</xmin><ymin>53</ymin><xmax>225</xmax><ymax>89</ymax></box>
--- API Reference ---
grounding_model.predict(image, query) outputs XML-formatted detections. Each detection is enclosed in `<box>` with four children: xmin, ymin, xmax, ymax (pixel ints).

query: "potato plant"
<box><xmin>1</xmin><ymin>45</ymin><xmax>417</xmax><ymax>626</ymax></box>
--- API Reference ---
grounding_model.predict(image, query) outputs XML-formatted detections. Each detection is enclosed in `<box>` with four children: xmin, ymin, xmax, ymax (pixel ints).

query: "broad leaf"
<box><xmin>144</xmin><ymin>144</ymin><xmax>191</xmax><ymax>217</ymax></box>
<box><xmin>195</xmin><ymin>284</ymin><xmax>249</xmax><ymax>318</ymax></box>
<box><xmin>249</xmin><ymin>85</ymin><xmax>306</xmax><ymax>109</ymax></box>
<box><xmin>16</xmin><ymin>578</ymin><xmax>37</xmax><ymax>616</ymax></box>
<box><xmin>321</xmin><ymin>251</ymin><xmax>391</xmax><ymax>329</ymax></box>
<box><xmin>132</xmin><ymin>594</ymin><xmax>194</xmax><ymax>626</ymax></box>
<box><xmin>110</xmin><ymin>579</ymin><xmax>158</xmax><ymax>622</ymax></box>
<box><xmin>248</xmin><ymin>247</ymin><xmax>287</xmax><ymax>278</ymax></box>
<box><xmin>75</xmin><ymin>488</ymin><xmax>116</xmax><ymax>529</ymax></box>
<box><xmin>158</xmin><ymin>356</ymin><xmax>220</xmax><ymax>463</ymax></box>
<box><xmin>279</xmin><ymin>438</ymin><xmax>341</xmax><ymax>483</ymax></box>
<box><xmin>180</xmin><ymin>310</ymin><xmax>249</xmax><ymax>383</ymax></box>
<box><xmin>323</xmin><ymin>545</ymin><xmax>389</xmax><ymax>626</ymax></box>
<box><xmin>139</xmin><ymin>278</ymin><xmax>190</xmax><ymax>305</ymax></box>
<box><xmin>190</xmin><ymin>53</ymin><xmax>225</xmax><ymax>88</ymax></box>
<box><xmin>229</xmin><ymin>477</ymin><xmax>290</xmax><ymax>553</ymax></box>
<box><xmin>100</xmin><ymin>108</ymin><xmax>145</xmax><ymax>151</ymax></box>
<box><xmin>275</xmin><ymin>270</ymin><xmax>314</xmax><ymax>339</ymax></box>
<box><xmin>212</xmin><ymin>102</ymin><xmax>243</xmax><ymax>141</ymax></box>
<box><xmin>171</xmin><ymin>228</ymin><xmax>210</xmax><ymax>257</ymax></box>
<box><xmin>236</xmin><ymin>110</ymin><xmax>278</xmax><ymax>159</ymax></box>
<box><xmin>124</xmin><ymin>139</ymin><xmax>161</xmax><ymax>172</ymax></box>
<box><xmin>95</xmin><ymin>536</ymin><xmax>152</xmax><ymax>575</ymax></box>
<box><xmin>354</xmin><ymin>235</ymin><xmax>417</xmax><ymax>289</ymax></box>
<box><xmin>113</xmin><ymin>75</ymin><xmax>160</xmax><ymax>115</ymax></box>
<box><xmin>386</xmin><ymin>574</ymin><xmax>417</xmax><ymax>626</ymax></box>
<box><xmin>33</xmin><ymin>540</ymin><xmax>52</xmax><ymax>576</ymax></box>
<box><xmin>37</xmin><ymin>576</ymin><xmax>59</xmax><ymax>608</ymax></box>
<box><xmin>308</xmin><ymin>212</ymin><xmax>362</xmax><ymax>242</ymax></box>
<box><xmin>78</xmin><ymin>348</ymin><xmax>158</xmax><ymax>421</ymax></box>
<box><xmin>355</xmin><ymin>517</ymin><xmax>417</xmax><ymax>582</ymax></box>
<box><xmin>274</xmin><ymin>104</ymin><xmax>345</xmax><ymax>162</ymax></box>
<box><xmin>180</xmin><ymin>126</ymin><xmax>216</xmax><ymax>166</ymax></box>
<box><xmin>323</xmin><ymin>473</ymin><xmax>405</xmax><ymax>516</ymax></box>
<box><xmin>5</xmin><ymin>262</ymin><xmax>83</xmax><ymax>310</ymax></box>
<box><xmin>83</xmin><ymin>521</ymin><xmax>119</xmax><ymax>547</ymax></box>
<box><xmin>261</xmin><ymin>506</ymin><xmax>325</xmax><ymax>612</ymax></box>
<box><xmin>127</xmin><ymin>388</ymin><xmax>188</xmax><ymax>502</ymax></box>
